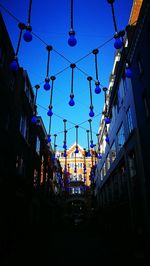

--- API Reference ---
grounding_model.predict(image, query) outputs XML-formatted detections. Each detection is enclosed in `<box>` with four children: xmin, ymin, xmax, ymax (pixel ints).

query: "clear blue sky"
<box><xmin>0</xmin><ymin>0</ymin><xmax>133</xmax><ymax>150</ymax></box>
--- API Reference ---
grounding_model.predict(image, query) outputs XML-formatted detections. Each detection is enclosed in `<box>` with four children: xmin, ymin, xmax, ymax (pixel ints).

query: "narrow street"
<box><xmin>1</xmin><ymin>192</ymin><xmax>148</xmax><ymax>265</ymax></box>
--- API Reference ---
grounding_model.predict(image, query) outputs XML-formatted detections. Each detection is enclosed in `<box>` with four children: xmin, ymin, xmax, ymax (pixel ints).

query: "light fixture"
<box><xmin>87</xmin><ymin>76</ymin><xmax>95</xmax><ymax>117</ymax></box>
<box><xmin>68</xmin><ymin>0</ymin><xmax>77</xmax><ymax>47</ymax></box>
<box><xmin>75</xmin><ymin>125</ymin><xmax>79</xmax><ymax>153</ymax></box>
<box><xmin>69</xmin><ymin>64</ymin><xmax>76</xmax><ymax>106</ymax></box>
<box><xmin>107</xmin><ymin>0</ymin><xmax>123</xmax><ymax>49</ymax></box>
<box><xmin>92</xmin><ymin>49</ymin><xmax>101</xmax><ymax>94</ymax></box>
<box><xmin>44</xmin><ymin>45</ymin><xmax>53</xmax><ymax>91</ymax></box>
<box><xmin>10</xmin><ymin>22</ymin><xmax>26</xmax><ymax>71</ymax></box>
<box><xmin>47</xmin><ymin>75</ymin><xmax>56</xmax><ymax>117</ymax></box>
<box><xmin>125</xmin><ymin>62</ymin><xmax>133</xmax><ymax>78</ymax></box>
<box><xmin>23</xmin><ymin>0</ymin><xmax>33</xmax><ymax>42</ymax></box>
<box><xmin>86</xmin><ymin>130</ymin><xmax>91</xmax><ymax>157</ymax></box>
<box><xmin>88</xmin><ymin>119</ymin><xmax>95</xmax><ymax>148</ymax></box>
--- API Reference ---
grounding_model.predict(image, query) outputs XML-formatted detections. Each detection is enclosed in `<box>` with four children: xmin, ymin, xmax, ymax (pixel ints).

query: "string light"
<box><xmin>87</xmin><ymin>76</ymin><xmax>95</xmax><ymax>117</ymax></box>
<box><xmin>10</xmin><ymin>22</ymin><xmax>26</xmax><ymax>71</ymax></box>
<box><xmin>69</xmin><ymin>64</ymin><xmax>76</xmax><ymax>106</ymax></box>
<box><xmin>75</xmin><ymin>125</ymin><xmax>79</xmax><ymax>153</ymax></box>
<box><xmin>92</xmin><ymin>49</ymin><xmax>101</xmax><ymax>94</ymax></box>
<box><xmin>68</xmin><ymin>0</ymin><xmax>77</xmax><ymax>47</ymax></box>
<box><xmin>44</xmin><ymin>45</ymin><xmax>53</xmax><ymax>91</ymax></box>
<box><xmin>86</xmin><ymin>130</ymin><xmax>91</xmax><ymax>157</ymax></box>
<box><xmin>23</xmin><ymin>0</ymin><xmax>33</xmax><ymax>42</ymax></box>
<box><xmin>47</xmin><ymin>76</ymin><xmax>56</xmax><ymax>117</ymax></box>
<box><xmin>88</xmin><ymin>119</ymin><xmax>95</xmax><ymax>148</ymax></box>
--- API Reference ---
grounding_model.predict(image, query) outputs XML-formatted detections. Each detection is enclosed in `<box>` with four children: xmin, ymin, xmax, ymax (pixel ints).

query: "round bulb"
<box><xmin>105</xmin><ymin>117</ymin><xmax>110</xmax><ymax>124</ymax></box>
<box><xmin>64</xmin><ymin>152</ymin><xmax>67</xmax><ymax>157</ymax></box>
<box><xmin>95</xmin><ymin>85</ymin><xmax>101</xmax><ymax>94</ymax></box>
<box><xmin>44</xmin><ymin>81</ymin><xmax>50</xmax><ymax>91</ymax></box>
<box><xmin>69</xmin><ymin>98</ymin><xmax>75</xmax><ymax>106</ymax></box>
<box><xmin>87</xmin><ymin>151</ymin><xmax>91</xmax><ymax>157</ymax></box>
<box><xmin>47</xmin><ymin>135</ymin><xmax>51</xmax><ymax>143</ymax></box>
<box><xmin>89</xmin><ymin>109</ymin><xmax>94</xmax><ymax>117</ymax></box>
<box><xmin>114</xmin><ymin>37</ymin><xmax>123</xmax><ymax>49</ymax></box>
<box><xmin>10</xmin><ymin>59</ymin><xmax>18</xmax><ymax>71</ymax></box>
<box><xmin>31</xmin><ymin>115</ymin><xmax>37</xmax><ymax>124</ymax></box>
<box><xmin>63</xmin><ymin>143</ymin><xmax>67</xmax><ymax>149</ymax></box>
<box><xmin>98</xmin><ymin>154</ymin><xmax>102</xmax><ymax>159</ymax></box>
<box><xmin>125</xmin><ymin>67</ymin><xmax>133</xmax><ymax>78</ymax></box>
<box><xmin>47</xmin><ymin>108</ymin><xmax>53</xmax><ymax>116</ymax></box>
<box><xmin>23</xmin><ymin>30</ymin><xmax>32</xmax><ymax>42</ymax></box>
<box><xmin>105</xmin><ymin>136</ymin><xmax>109</xmax><ymax>143</ymax></box>
<box><xmin>75</xmin><ymin>148</ymin><xmax>79</xmax><ymax>153</ymax></box>
<box><xmin>74</xmin><ymin>168</ymin><xmax>76</xmax><ymax>173</ymax></box>
<box><xmin>68</xmin><ymin>35</ymin><xmax>77</xmax><ymax>47</ymax></box>
<box><xmin>52</xmin><ymin>154</ymin><xmax>55</xmax><ymax>161</ymax></box>
<box><xmin>90</xmin><ymin>143</ymin><xmax>95</xmax><ymax>148</ymax></box>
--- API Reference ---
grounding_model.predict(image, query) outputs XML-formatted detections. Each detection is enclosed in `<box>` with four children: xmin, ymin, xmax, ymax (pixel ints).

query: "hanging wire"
<box><xmin>74</xmin><ymin>150</ymin><xmax>77</xmax><ymax>173</ymax></box>
<box><xmin>86</xmin><ymin>130</ymin><xmax>90</xmax><ymax>157</ymax></box>
<box><xmin>69</xmin><ymin>63</ymin><xmax>76</xmax><ymax>106</ymax></box>
<box><xmin>47</xmin><ymin>76</ymin><xmax>56</xmax><ymax>117</ymax></box>
<box><xmin>87</xmin><ymin>76</ymin><xmax>94</xmax><ymax>117</ymax></box>
<box><xmin>44</xmin><ymin>45</ymin><xmax>53</xmax><ymax>91</ymax></box>
<box><xmin>88</xmin><ymin>119</ymin><xmax>94</xmax><ymax>148</ymax></box>
<box><xmin>9</xmin><ymin>22</ymin><xmax>26</xmax><ymax>71</ymax></box>
<box><xmin>68</xmin><ymin>0</ymin><xmax>77</xmax><ymax>46</ymax></box>
<box><xmin>92</xmin><ymin>49</ymin><xmax>101</xmax><ymax>94</ymax></box>
<box><xmin>23</xmin><ymin>0</ymin><xmax>33</xmax><ymax>42</ymax></box>
<box><xmin>75</xmin><ymin>125</ymin><xmax>79</xmax><ymax>153</ymax></box>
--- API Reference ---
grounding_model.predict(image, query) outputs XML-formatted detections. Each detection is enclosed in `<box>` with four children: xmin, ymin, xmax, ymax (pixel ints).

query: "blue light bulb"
<box><xmin>95</xmin><ymin>85</ymin><xmax>101</xmax><ymax>94</ymax></box>
<box><xmin>98</xmin><ymin>153</ymin><xmax>102</xmax><ymax>160</ymax></box>
<box><xmin>52</xmin><ymin>154</ymin><xmax>55</xmax><ymax>160</ymax></box>
<box><xmin>10</xmin><ymin>59</ymin><xmax>18</xmax><ymax>71</ymax></box>
<box><xmin>44</xmin><ymin>81</ymin><xmax>50</xmax><ymax>91</ymax></box>
<box><xmin>47</xmin><ymin>135</ymin><xmax>51</xmax><ymax>143</ymax></box>
<box><xmin>63</xmin><ymin>143</ymin><xmax>67</xmax><ymax>149</ymax></box>
<box><xmin>47</xmin><ymin>108</ymin><xmax>53</xmax><ymax>116</ymax></box>
<box><xmin>74</xmin><ymin>168</ymin><xmax>76</xmax><ymax>173</ymax></box>
<box><xmin>114</xmin><ymin>37</ymin><xmax>123</xmax><ymax>49</ymax></box>
<box><xmin>31</xmin><ymin>115</ymin><xmax>37</xmax><ymax>124</ymax></box>
<box><xmin>64</xmin><ymin>152</ymin><xmax>67</xmax><ymax>157</ymax></box>
<box><xmin>75</xmin><ymin>148</ymin><xmax>79</xmax><ymax>153</ymax></box>
<box><xmin>90</xmin><ymin>141</ymin><xmax>95</xmax><ymax>148</ymax></box>
<box><xmin>105</xmin><ymin>117</ymin><xmax>110</xmax><ymax>124</ymax></box>
<box><xmin>69</xmin><ymin>97</ymin><xmax>75</xmax><ymax>106</ymax></box>
<box><xmin>68</xmin><ymin>35</ymin><xmax>77</xmax><ymax>47</ymax></box>
<box><xmin>87</xmin><ymin>151</ymin><xmax>91</xmax><ymax>157</ymax></box>
<box><xmin>89</xmin><ymin>109</ymin><xmax>94</xmax><ymax>117</ymax></box>
<box><xmin>125</xmin><ymin>67</ymin><xmax>133</xmax><ymax>78</ymax></box>
<box><xmin>23</xmin><ymin>30</ymin><xmax>32</xmax><ymax>42</ymax></box>
<box><xmin>105</xmin><ymin>136</ymin><xmax>109</xmax><ymax>143</ymax></box>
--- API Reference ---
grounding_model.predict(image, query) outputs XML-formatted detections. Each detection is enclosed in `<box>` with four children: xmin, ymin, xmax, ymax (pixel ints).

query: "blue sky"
<box><xmin>0</xmin><ymin>0</ymin><xmax>133</xmax><ymax>150</ymax></box>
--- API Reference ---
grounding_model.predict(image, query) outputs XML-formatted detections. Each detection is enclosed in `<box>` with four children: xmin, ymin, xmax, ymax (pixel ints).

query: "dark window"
<box><xmin>128</xmin><ymin>151</ymin><xmax>136</xmax><ymax>178</ymax></box>
<box><xmin>137</xmin><ymin>54</ymin><xmax>144</xmax><ymax>76</ymax></box>
<box><xmin>117</xmin><ymin>123</ymin><xmax>125</xmax><ymax>152</ymax></box>
<box><xmin>126</xmin><ymin>107</ymin><xmax>133</xmax><ymax>133</ymax></box>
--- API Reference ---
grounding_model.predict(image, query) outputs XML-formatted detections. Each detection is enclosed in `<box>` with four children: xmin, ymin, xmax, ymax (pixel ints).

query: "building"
<box><xmin>95</xmin><ymin>0</ymin><xmax>150</xmax><ymax>252</ymax></box>
<box><xmin>57</xmin><ymin>143</ymin><xmax>96</xmax><ymax>187</ymax></box>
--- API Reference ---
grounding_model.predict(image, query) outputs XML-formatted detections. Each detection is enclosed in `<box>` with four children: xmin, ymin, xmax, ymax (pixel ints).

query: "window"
<box><xmin>106</xmin><ymin>153</ymin><xmax>110</xmax><ymax>170</ymax></box>
<box><xmin>36</xmin><ymin>136</ymin><xmax>40</xmax><ymax>155</ymax></box>
<box><xmin>128</xmin><ymin>151</ymin><xmax>136</xmax><ymax>178</ymax></box>
<box><xmin>126</xmin><ymin>107</ymin><xmax>133</xmax><ymax>133</ymax></box>
<box><xmin>117</xmin><ymin>123</ymin><xmax>125</xmax><ymax>152</ymax></box>
<box><xmin>20</xmin><ymin>114</ymin><xmax>28</xmax><ymax>140</ymax></box>
<box><xmin>110</xmin><ymin>141</ymin><xmax>116</xmax><ymax>163</ymax></box>
<box><xmin>137</xmin><ymin>54</ymin><xmax>144</xmax><ymax>76</ymax></box>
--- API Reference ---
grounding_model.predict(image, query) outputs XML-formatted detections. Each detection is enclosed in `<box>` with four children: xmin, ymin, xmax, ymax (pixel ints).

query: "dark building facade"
<box><xmin>95</xmin><ymin>0</ymin><xmax>150</xmax><ymax>254</ymax></box>
<box><xmin>0</xmin><ymin>13</ymin><xmax>62</xmax><ymax>258</ymax></box>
